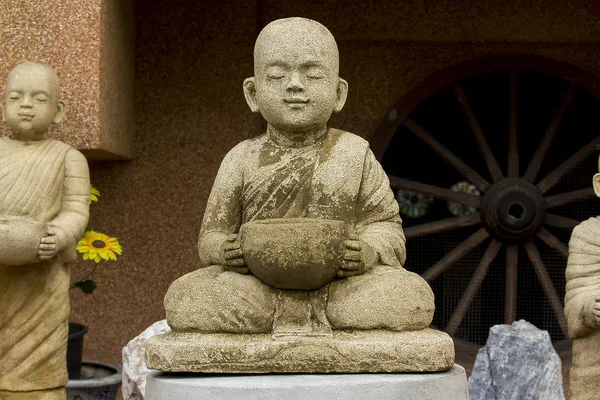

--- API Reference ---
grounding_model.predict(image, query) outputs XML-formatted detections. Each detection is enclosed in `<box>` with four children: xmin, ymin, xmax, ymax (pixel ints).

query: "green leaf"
<box><xmin>71</xmin><ymin>280</ymin><xmax>97</xmax><ymax>294</ymax></box>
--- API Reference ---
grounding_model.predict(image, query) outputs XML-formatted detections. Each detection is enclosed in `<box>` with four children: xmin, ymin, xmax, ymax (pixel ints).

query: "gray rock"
<box><xmin>468</xmin><ymin>320</ymin><xmax>564</xmax><ymax>400</ymax></box>
<box><xmin>122</xmin><ymin>320</ymin><xmax>171</xmax><ymax>400</ymax></box>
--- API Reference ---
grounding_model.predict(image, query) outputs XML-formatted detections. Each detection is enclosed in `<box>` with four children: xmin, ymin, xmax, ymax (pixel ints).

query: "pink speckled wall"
<box><xmin>0</xmin><ymin>0</ymin><xmax>134</xmax><ymax>158</ymax></box>
<box><xmin>0</xmin><ymin>0</ymin><xmax>102</xmax><ymax>147</ymax></box>
<box><xmin>95</xmin><ymin>0</ymin><xmax>135</xmax><ymax>159</ymax></box>
<box><xmin>61</xmin><ymin>0</ymin><xmax>600</xmax><ymax>367</ymax></box>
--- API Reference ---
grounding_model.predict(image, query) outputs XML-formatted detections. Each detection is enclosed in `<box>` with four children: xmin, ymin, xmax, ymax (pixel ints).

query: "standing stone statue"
<box><xmin>0</xmin><ymin>62</ymin><xmax>90</xmax><ymax>399</ymax></box>
<box><xmin>146</xmin><ymin>17</ymin><xmax>454</xmax><ymax>373</ymax></box>
<box><xmin>565</xmin><ymin>156</ymin><xmax>600</xmax><ymax>400</ymax></box>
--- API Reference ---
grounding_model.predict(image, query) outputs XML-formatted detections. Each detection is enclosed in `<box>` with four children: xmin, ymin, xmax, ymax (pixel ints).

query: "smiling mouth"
<box><xmin>284</xmin><ymin>99</ymin><xmax>309</xmax><ymax>104</ymax></box>
<box><xmin>18</xmin><ymin>114</ymin><xmax>34</xmax><ymax>120</ymax></box>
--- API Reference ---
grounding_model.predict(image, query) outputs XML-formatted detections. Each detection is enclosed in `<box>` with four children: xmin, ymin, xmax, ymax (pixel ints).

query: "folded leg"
<box><xmin>164</xmin><ymin>265</ymin><xmax>278</xmax><ymax>333</ymax></box>
<box><xmin>327</xmin><ymin>265</ymin><xmax>434</xmax><ymax>331</ymax></box>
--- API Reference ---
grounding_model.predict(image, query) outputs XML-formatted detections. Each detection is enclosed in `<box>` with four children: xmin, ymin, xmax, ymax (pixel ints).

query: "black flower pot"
<box><xmin>66</xmin><ymin>361</ymin><xmax>122</xmax><ymax>400</ymax></box>
<box><xmin>67</xmin><ymin>322</ymin><xmax>88</xmax><ymax>379</ymax></box>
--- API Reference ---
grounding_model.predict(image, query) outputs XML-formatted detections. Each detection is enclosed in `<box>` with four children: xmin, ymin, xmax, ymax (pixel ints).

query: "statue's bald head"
<box><xmin>244</xmin><ymin>18</ymin><xmax>348</xmax><ymax>131</ymax></box>
<box><xmin>254</xmin><ymin>18</ymin><xmax>339</xmax><ymax>77</ymax></box>
<box><xmin>6</xmin><ymin>62</ymin><xmax>60</xmax><ymax>101</ymax></box>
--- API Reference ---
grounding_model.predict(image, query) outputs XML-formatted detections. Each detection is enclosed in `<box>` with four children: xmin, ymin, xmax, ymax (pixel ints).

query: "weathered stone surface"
<box><xmin>468</xmin><ymin>320</ymin><xmax>564</xmax><ymax>400</ymax></box>
<box><xmin>0</xmin><ymin>62</ymin><xmax>90</xmax><ymax>397</ymax></box>
<box><xmin>122</xmin><ymin>320</ymin><xmax>171</xmax><ymax>400</ymax></box>
<box><xmin>240</xmin><ymin>218</ymin><xmax>348</xmax><ymax>290</ymax></box>
<box><xmin>565</xmin><ymin>214</ymin><xmax>600</xmax><ymax>400</ymax></box>
<box><xmin>155</xmin><ymin>17</ymin><xmax>449</xmax><ymax>376</ymax></box>
<box><xmin>145</xmin><ymin>365</ymin><xmax>469</xmax><ymax>400</ymax></box>
<box><xmin>145</xmin><ymin>328</ymin><xmax>454</xmax><ymax>373</ymax></box>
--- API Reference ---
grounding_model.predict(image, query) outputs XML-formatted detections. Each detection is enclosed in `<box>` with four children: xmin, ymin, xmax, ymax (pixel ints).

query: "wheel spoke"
<box><xmin>537</xmin><ymin>135</ymin><xmax>600</xmax><ymax>194</ymax></box>
<box><xmin>545</xmin><ymin>187</ymin><xmax>595</xmax><ymax>208</ymax></box>
<box><xmin>454</xmin><ymin>83</ymin><xmax>504</xmax><ymax>182</ymax></box>
<box><xmin>446</xmin><ymin>239</ymin><xmax>502</xmax><ymax>336</ymax></box>
<box><xmin>508</xmin><ymin>71</ymin><xmax>519</xmax><ymax>178</ymax></box>
<box><xmin>523</xmin><ymin>240</ymin><xmax>568</xmax><ymax>336</ymax></box>
<box><xmin>536</xmin><ymin>228</ymin><xmax>569</xmax><ymax>258</ymax></box>
<box><xmin>388</xmin><ymin>175</ymin><xmax>481</xmax><ymax>207</ymax></box>
<box><xmin>404</xmin><ymin>214</ymin><xmax>480</xmax><ymax>238</ymax></box>
<box><xmin>505</xmin><ymin>244</ymin><xmax>518</xmax><ymax>324</ymax></box>
<box><xmin>403</xmin><ymin>118</ymin><xmax>490</xmax><ymax>191</ymax></box>
<box><xmin>524</xmin><ymin>84</ymin><xmax>576</xmax><ymax>183</ymax></box>
<box><xmin>545</xmin><ymin>214</ymin><xmax>581</xmax><ymax>229</ymax></box>
<box><xmin>421</xmin><ymin>228</ymin><xmax>489</xmax><ymax>282</ymax></box>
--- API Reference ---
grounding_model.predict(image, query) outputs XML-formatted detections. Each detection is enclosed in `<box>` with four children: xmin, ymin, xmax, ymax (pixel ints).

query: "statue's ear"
<box><xmin>593</xmin><ymin>173</ymin><xmax>600</xmax><ymax>198</ymax></box>
<box><xmin>1</xmin><ymin>102</ymin><xmax>5</xmax><ymax>123</ymax></box>
<box><xmin>52</xmin><ymin>100</ymin><xmax>67</xmax><ymax>124</ymax></box>
<box><xmin>243</xmin><ymin>77</ymin><xmax>260</xmax><ymax>113</ymax></box>
<box><xmin>333</xmin><ymin>78</ymin><xmax>348</xmax><ymax>113</ymax></box>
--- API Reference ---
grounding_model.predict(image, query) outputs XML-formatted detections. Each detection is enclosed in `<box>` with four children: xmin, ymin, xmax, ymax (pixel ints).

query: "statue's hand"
<box><xmin>584</xmin><ymin>296</ymin><xmax>600</xmax><ymax>328</ymax></box>
<box><xmin>338</xmin><ymin>234</ymin><xmax>377</xmax><ymax>278</ymax></box>
<box><xmin>38</xmin><ymin>228</ymin><xmax>65</xmax><ymax>260</ymax></box>
<box><xmin>221</xmin><ymin>234</ymin><xmax>249</xmax><ymax>274</ymax></box>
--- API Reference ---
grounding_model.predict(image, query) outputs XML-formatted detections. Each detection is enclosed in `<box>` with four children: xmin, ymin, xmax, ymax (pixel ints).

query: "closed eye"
<box><xmin>304</xmin><ymin>64</ymin><xmax>327</xmax><ymax>80</ymax></box>
<box><xmin>265</xmin><ymin>64</ymin><xmax>287</xmax><ymax>80</ymax></box>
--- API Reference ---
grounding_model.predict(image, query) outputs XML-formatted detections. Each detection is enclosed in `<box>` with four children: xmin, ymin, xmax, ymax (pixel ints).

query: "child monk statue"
<box><xmin>565</xmin><ymin>156</ymin><xmax>600</xmax><ymax>400</ymax></box>
<box><xmin>0</xmin><ymin>62</ymin><xmax>90</xmax><ymax>399</ymax></box>
<box><xmin>147</xmin><ymin>17</ymin><xmax>453</xmax><ymax>373</ymax></box>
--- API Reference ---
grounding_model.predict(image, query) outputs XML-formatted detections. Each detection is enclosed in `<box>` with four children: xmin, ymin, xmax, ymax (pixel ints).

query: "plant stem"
<box><xmin>82</xmin><ymin>263</ymin><xmax>99</xmax><ymax>280</ymax></box>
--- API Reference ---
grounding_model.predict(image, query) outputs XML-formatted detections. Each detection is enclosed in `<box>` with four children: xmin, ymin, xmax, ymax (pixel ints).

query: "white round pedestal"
<box><xmin>146</xmin><ymin>364</ymin><xmax>469</xmax><ymax>400</ymax></box>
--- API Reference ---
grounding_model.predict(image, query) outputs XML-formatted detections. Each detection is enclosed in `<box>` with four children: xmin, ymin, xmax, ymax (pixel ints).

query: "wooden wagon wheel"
<box><xmin>371</xmin><ymin>58</ymin><xmax>600</xmax><ymax>345</ymax></box>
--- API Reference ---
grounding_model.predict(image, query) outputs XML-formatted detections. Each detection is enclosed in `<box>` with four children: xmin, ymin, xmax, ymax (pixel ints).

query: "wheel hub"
<box><xmin>480</xmin><ymin>179</ymin><xmax>546</xmax><ymax>241</ymax></box>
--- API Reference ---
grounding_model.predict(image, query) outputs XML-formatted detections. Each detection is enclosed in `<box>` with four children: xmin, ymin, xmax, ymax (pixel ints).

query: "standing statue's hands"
<box><xmin>338</xmin><ymin>233</ymin><xmax>377</xmax><ymax>278</ymax></box>
<box><xmin>221</xmin><ymin>234</ymin><xmax>249</xmax><ymax>274</ymax></box>
<box><xmin>38</xmin><ymin>228</ymin><xmax>64</xmax><ymax>260</ymax></box>
<box><xmin>585</xmin><ymin>296</ymin><xmax>600</xmax><ymax>328</ymax></box>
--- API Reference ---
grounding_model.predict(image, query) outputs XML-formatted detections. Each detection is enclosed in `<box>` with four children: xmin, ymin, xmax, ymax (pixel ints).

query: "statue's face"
<box><xmin>253</xmin><ymin>25</ymin><xmax>341</xmax><ymax>132</ymax></box>
<box><xmin>2</xmin><ymin>65</ymin><xmax>61</xmax><ymax>138</ymax></box>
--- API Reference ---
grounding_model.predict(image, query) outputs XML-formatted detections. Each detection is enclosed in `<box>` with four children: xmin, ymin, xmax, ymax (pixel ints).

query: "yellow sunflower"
<box><xmin>90</xmin><ymin>185</ymin><xmax>101</xmax><ymax>203</ymax></box>
<box><xmin>77</xmin><ymin>231</ymin><xmax>122</xmax><ymax>263</ymax></box>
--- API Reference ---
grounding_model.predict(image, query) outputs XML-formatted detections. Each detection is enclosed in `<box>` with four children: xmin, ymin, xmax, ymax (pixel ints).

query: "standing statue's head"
<box><xmin>2</xmin><ymin>62</ymin><xmax>66</xmax><ymax>141</ymax></box>
<box><xmin>243</xmin><ymin>18</ymin><xmax>348</xmax><ymax>135</ymax></box>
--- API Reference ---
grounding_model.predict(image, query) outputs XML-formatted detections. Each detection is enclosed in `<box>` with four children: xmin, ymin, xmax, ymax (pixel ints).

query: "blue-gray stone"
<box><xmin>468</xmin><ymin>320</ymin><xmax>564</xmax><ymax>400</ymax></box>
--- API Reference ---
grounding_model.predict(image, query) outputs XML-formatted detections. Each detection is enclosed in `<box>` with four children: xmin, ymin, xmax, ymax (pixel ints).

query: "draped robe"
<box><xmin>565</xmin><ymin>217</ymin><xmax>600</xmax><ymax>399</ymax></box>
<box><xmin>0</xmin><ymin>136</ymin><xmax>89</xmax><ymax>397</ymax></box>
<box><xmin>165</xmin><ymin>128</ymin><xmax>434</xmax><ymax>333</ymax></box>
<box><xmin>198</xmin><ymin>128</ymin><xmax>406</xmax><ymax>268</ymax></box>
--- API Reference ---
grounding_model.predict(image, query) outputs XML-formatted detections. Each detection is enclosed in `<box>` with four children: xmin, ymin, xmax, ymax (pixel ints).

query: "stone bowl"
<box><xmin>0</xmin><ymin>218</ymin><xmax>46</xmax><ymax>265</ymax></box>
<box><xmin>239</xmin><ymin>218</ymin><xmax>348</xmax><ymax>290</ymax></box>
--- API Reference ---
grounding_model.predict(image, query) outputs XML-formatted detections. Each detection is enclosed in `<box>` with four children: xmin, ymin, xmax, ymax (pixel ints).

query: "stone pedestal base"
<box><xmin>145</xmin><ymin>365</ymin><xmax>469</xmax><ymax>400</ymax></box>
<box><xmin>145</xmin><ymin>328</ymin><xmax>454</xmax><ymax>373</ymax></box>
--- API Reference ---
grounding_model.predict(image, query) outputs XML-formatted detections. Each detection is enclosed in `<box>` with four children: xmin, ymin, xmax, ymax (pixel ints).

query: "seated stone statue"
<box><xmin>148</xmin><ymin>17</ymin><xmax>453</xmax><ymax>373</ymax></box>
<box><xmin>0</xmin><ymin>62</ymin><xmax>90</xmax><ymax>399</ymax></box>
<box><xmin>565</xmin><ymin>158</ymin><xmax>600</xmax><ymax>400</ymax></box>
